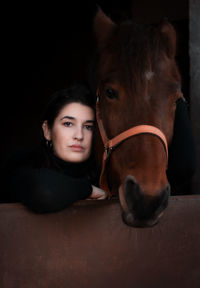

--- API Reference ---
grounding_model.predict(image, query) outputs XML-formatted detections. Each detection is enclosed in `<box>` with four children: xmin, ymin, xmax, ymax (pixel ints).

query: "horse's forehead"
<box><xmin>145</xmin><ymin>71</ymin><xmax>155</xmax><ymax>81</ymax></box>
<box><xmin>99</xmin><ymin>40</ymin><xmax>155</xmax><ymax>81</ymax></box>
<box><xmin>98</xmin><ymin>24</ymin><xmax>180</xmax><ymax>87</ymax></box>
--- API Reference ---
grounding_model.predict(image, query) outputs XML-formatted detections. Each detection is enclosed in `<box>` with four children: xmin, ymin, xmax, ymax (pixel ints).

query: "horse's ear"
<box><xmin>159</xmin><ymin>21</ymin><xmax>177</xmax><ymax>59</ymax></box>
<box><xmin>93</xmin><ymin>7</ymin><xmax>116</xmax><ymax>47</ymax></box>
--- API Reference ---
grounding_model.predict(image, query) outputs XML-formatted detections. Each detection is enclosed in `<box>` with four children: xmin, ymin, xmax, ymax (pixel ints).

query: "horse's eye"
<box><xmin>105</xmin><ymin>88</ymin><xmax>118</xmax><ymax>99</ymax></box>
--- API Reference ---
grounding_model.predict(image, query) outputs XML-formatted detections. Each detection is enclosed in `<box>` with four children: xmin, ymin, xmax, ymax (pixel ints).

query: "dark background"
<box><xmin>2</xmin><ymin>0</ymin><xmax>189</xmax><ymax>163</ymax></box>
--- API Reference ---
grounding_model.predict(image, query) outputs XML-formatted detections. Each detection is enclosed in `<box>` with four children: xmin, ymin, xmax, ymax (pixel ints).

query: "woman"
<box><xmin>1</xmin><ymin>83</ymin><xmax>107</xmax><ymax>212</ymax></box>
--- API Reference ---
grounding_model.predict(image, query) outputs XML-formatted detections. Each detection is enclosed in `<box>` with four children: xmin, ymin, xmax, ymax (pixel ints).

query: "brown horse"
<box><xmin>93</xmin><ymin>9</ymin><xmax>183</xmax><ymax>227</ymax></box>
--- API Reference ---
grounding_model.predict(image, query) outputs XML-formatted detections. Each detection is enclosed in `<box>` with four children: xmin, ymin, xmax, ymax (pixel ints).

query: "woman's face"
<box><xmin>43</xmin><ymin>103</ymin><xmax>95</xmax><ymax>163</ymax></box>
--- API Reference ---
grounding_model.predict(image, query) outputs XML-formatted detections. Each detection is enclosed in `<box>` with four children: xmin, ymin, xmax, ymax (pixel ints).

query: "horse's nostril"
<box><xmin>125</xmin><ymin>175</ymin><xmax>137</xmax><ymax>187</ymax></box>
<box><xmin>125</xmin><ymin>176</ymin><xmax>138</xmax><ymax>195</ymax></box>
<box><xmin>121</xmin><ymin>175</ymin><xmax>170</xmax><ymax>227</ymax></box>
<box><xmin>124</xmin><ymin>175</ymin><xmax>141</xmax><ymax>210</ymax></box>
<box><xmin>122</xmin><ymin>211</ymin><xmax>135</xmax><ymax>226</ymax></box>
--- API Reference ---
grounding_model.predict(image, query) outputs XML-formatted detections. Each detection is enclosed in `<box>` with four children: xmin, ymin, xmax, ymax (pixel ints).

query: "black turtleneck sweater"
<box><xmin>1</xmin><ymin>147</ymin><xmax>93</xmax><ymax>213</ymax></box>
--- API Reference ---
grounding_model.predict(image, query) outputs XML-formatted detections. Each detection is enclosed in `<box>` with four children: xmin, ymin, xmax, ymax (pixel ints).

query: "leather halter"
<box><xmin>96</xmin><ymin>97</ymin><xmax>168</xmax><ymax>197</ymax></box>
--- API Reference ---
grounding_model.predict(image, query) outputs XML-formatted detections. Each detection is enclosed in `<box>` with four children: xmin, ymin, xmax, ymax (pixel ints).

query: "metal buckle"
<box><xmin>105</xmin><ymin>146</ymin><xmax>112</xmax><ymax>157</ymax></box>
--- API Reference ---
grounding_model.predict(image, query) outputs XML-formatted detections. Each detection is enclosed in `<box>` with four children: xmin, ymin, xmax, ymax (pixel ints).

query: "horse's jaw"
<box><xmin>118</xmin><ymin>176</ymin><xmax>170</xmax><ymax>228</ymax></box>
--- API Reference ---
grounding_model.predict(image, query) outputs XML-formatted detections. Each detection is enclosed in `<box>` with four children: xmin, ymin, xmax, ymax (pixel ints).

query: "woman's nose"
<box><xmin>74</xmin><ymin>127</ymin><xmax>83</xmax><ymax>140</ymax></box>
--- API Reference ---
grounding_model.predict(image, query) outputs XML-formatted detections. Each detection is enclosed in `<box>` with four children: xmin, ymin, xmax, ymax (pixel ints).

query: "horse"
<box><xmin>93</xmin><ymin>9</ymin><xmax>183</xmax><ymax>227</ymax></box>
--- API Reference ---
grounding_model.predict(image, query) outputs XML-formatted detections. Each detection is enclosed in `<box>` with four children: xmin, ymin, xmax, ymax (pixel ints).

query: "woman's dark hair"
<box><xmin>40</xmin><ymin>82</ymin><xmax>98</xmax><ymax>181</ymax></box>
<box><xmin>42</xmin><ymin>82</ymin><xmax>95</xmax><ymax>129</ymax></box>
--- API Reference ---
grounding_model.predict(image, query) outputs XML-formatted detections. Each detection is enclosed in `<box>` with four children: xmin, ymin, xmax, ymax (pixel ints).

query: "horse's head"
<box><xmin>93</xmin><ymin>9</ymin><xmax>183</xmax><ymax>227</ymax></box>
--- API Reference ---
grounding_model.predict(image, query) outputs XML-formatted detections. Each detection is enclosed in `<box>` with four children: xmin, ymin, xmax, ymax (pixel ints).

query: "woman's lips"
<box><xmin>70</xmin><ymin>145</ymin><xmax>85</xmax><ymax>152</ymax></box>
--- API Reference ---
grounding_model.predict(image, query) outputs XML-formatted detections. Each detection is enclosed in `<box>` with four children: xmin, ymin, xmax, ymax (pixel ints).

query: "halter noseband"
<box><xmin>96</xmin><ymin>95</ymin><xmax>168</xmax><ymax>197</ymax></box>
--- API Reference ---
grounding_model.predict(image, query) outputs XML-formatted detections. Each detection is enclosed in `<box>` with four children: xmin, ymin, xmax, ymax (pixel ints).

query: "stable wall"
<box><xmin>0</xmin><ymin>196</ymin><xmax>200</xmax><ymax>288</ymax></box>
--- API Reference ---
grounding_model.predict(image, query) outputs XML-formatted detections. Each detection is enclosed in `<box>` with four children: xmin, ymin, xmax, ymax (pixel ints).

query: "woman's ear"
<box><xmin>42</xmin><ymin>121</ymin><xmax>52</xmax><ymax>141</ymax></box>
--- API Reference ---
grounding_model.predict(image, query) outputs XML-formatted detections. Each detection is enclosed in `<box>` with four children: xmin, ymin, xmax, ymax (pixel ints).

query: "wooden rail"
<box><xmin>0</xmin><ymin>195</ymin><xmax>200</xmax><ymax>288</ymax></box>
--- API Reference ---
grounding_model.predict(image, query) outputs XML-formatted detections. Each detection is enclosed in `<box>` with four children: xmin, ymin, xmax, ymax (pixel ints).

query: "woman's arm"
<box><xmin>9</xmin><ymin>167</ymin><xmax>92</xmax><ymax>213</ymax></box>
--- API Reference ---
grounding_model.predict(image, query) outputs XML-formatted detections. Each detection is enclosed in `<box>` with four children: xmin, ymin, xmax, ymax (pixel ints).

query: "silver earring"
<box><xmin>46</xmin><ymin>140</ymin><xmax>52</xmax><ymax>148</ymax></box>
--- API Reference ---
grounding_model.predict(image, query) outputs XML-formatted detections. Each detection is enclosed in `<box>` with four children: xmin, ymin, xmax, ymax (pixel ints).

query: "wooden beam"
<box><xmin>0</xmin><ymin>196</ymin><xmax>200</xmax><ymax>287</ymax></box>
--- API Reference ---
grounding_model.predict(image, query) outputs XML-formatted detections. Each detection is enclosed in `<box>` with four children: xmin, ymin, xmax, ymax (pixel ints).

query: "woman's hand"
<box><xmin>87</xmin><ymin>185</ymin><xmax>108</xmax><ymax>200</ymax></box>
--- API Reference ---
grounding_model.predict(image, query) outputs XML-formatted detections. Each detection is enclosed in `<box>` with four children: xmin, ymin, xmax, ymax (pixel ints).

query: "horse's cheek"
<box><xmin>110</xmin><ymin>154</ymin><xmax>127</xmax><ymax>186</ymax></box>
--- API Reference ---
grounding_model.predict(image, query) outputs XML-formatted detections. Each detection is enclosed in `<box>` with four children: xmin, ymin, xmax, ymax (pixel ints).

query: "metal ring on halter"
<box><xmin>105</xmin><ymin>146</ymin><xmax>112</xmax><ymax>157</ymax></box>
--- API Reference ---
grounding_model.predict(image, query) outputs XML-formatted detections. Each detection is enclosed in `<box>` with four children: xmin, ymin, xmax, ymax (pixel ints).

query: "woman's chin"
<box><xmin>62</xmin><ymin>153</ymin><xmax>89</xmax><ymax>163</ymax></box>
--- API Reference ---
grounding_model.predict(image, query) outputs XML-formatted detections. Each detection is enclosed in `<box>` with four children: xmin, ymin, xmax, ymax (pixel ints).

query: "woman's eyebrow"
<box><xmin>60</xmin><ymin>116</ymin><xmax>95</xmax><ymax>123</ymax></box>
<box><xmin>60</xmin><ymin>116</ymin><xmax>75</xmax><ymax>121</ymax></box>
<box><xmin>85</xmin><ymin>120</ymin><xmax>95</xmax><ymax>124</ymax></box>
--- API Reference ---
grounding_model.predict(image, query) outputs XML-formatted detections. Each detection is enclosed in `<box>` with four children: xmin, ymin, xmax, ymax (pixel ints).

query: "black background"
<box><xmin>1</xmin><ymin>0</ymin><xmax>189</xmax><ymax>162</ymax></box>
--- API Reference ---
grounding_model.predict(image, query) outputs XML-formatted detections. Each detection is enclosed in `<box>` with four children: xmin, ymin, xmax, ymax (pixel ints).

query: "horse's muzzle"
<box><xmin>119</xmin><ymin>175</ymin><xmax>170</xmax><ymax>227</ymax></box>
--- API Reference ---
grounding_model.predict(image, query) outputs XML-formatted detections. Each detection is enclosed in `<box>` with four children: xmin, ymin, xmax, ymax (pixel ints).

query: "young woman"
<box><xmin>1</xmin><ymin>83</ymin><xmax>107</xmax><ymax>212</ymax></box>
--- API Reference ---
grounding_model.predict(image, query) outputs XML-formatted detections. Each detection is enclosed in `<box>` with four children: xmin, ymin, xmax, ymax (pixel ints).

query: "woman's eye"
<box><xmin>84</xmin><ymin>125</ymin><xmax>94</xmax><ymax>131</ymax></box>
<box><xmin>64</xmin><ymin>122</ymin><xmax>73</xmax><ymax>127</ymax></box>
<box><xmin>105</xmin><ymin>88</ymin><xmax>118</xmax><ymax>99</ymax></box>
